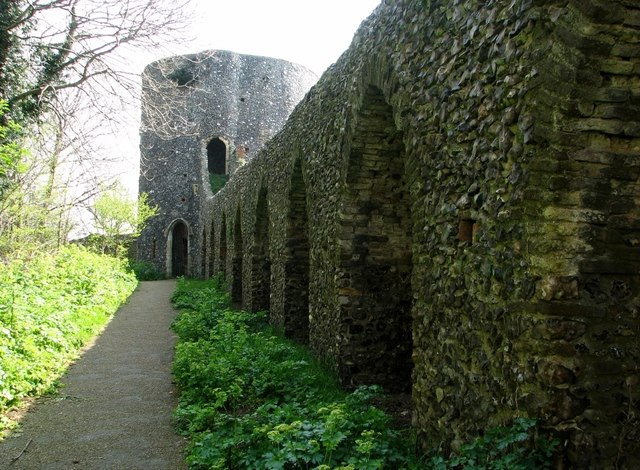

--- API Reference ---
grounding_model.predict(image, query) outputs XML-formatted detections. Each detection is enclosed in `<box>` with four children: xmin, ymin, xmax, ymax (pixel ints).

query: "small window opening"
<box><xmin>152</xmin><ymin>238</ymin><xmax>157</xmax><ymax>258</ymax></box>
<box><xmin>458</xmin><ymin>218</ymin><xmax>478</xmax><ymax>244</ymax></box>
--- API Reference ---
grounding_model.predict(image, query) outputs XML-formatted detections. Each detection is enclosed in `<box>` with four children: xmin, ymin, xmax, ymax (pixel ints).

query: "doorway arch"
<box><xmin>166</xmin><ymin>219</ymin><xmax>190</xmax><ymax>277</ymax></box>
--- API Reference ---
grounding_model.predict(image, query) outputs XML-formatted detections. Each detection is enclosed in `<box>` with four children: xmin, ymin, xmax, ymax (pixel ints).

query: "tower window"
<box><xmin>207</xmin><ymin>138</ymin><xmax>226</xmax><ymax>175</ymax></box>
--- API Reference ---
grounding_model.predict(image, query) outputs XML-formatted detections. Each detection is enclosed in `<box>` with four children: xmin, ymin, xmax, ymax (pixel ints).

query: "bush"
<box><xmin>171</xmin><ymin>279</ymin><xmax>418</xmax><ymax>469</ymax></box>
<box><xmin>128</xmin><ymin>259</ymin><xmax>165</xmax><ymax>281</ymax></box>
<box><xmin>0</xmin><ymin>245</ymin><xmax>137</xmax><ymax>432</ymax></box>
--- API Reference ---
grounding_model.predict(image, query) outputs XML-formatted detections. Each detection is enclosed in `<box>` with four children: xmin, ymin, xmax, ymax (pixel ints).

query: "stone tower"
<box><xmin>137</xmin><ymin>50</ymin><xmax>317</xmax><ymax>277</ymax></box>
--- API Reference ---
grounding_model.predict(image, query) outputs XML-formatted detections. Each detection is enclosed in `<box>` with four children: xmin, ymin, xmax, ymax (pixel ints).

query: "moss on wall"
<box><xmin>149</xmin><ymin>0</ymin><xmax>640</xmax><ymax>466</ymax></box>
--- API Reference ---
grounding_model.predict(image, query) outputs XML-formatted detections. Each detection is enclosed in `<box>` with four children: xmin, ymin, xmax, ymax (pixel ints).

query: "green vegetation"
<box><xmin>0</xmin><ymin>245</ymin><xmax>137</xmax><ymax>434</ymax></box>
<box><xmin>90</xmin><ymin>188</ymin><xmax>158</xmax><ymax>257</ymax></box>
<box><xmin>171</xmin><ymin>279</ymin><xmax>558</xmax><ymax>469</ymax></box>
<box><xmin>428</xmin><ymin>417</ymin><xmax>558</xmax><ymax>469</ymax></box>
<box><xmin>0</xmin><ymin>100</ymin><xmax>26</xmax><ymax>201</ymax></box>
<box><xmin>209</xmin><ymin>173</ymin><xmax>228</xmax><ymax>194</ymax></box>
<box><xmin>127</xmin><ymin>259</ymin><xmax>166</xmax><ymax>281</ymax></box>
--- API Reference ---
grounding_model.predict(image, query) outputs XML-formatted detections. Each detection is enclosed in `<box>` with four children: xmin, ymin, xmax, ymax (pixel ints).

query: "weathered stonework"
<box><xmin>137</xmin><ymin>50</ymin><xmax>317</xmax><ymax>277</ymax></box>
<box><xmin>140</xmin><ymin>1</ymin><xmax>640</xmax><ymax>466</ymax></box>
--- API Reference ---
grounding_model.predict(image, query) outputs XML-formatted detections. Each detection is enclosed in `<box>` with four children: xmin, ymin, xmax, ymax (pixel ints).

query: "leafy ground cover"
<box><xmin>171</xmin><ymin>278</ymin><xmax>558</xmax><ymax>469</ymax></box>
<box><xmin>0</xmin><ymin>245</ymin><xmax>138</xmax><ymax>433</ymax></box>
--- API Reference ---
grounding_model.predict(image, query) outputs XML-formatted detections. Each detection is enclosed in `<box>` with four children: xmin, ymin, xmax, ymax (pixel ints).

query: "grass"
<box><xmin>209</xmin><ymin>173</ymin><xmax>228</xmax><ymax>194</ymax></box>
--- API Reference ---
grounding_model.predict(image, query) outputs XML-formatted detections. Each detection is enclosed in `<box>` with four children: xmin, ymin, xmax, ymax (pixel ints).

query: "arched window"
<box><xmin>207</xmin><ymin>138</ymin><xmax>228</xmax><ymax>194</ymax></box>
<box><xmin>207</xmin><ymin>138</ymin><xmax>226</xmax><ymax>175</ymax></box>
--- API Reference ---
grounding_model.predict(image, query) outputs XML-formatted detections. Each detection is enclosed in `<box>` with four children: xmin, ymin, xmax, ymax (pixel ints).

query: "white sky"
<box><xmin>115</xmin><ymin>0</ymin><xmax>381</xmax><ymax>191</ymax></box>
<box><xmin>168</xmin><ymin>0</ymin><xmax>382</xmax><ymax>76</ymax></box>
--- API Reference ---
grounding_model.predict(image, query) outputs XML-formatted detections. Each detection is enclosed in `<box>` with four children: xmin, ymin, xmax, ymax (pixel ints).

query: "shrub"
<box><xmin>127</xmin><ymin>259</ymin><xmax>166</xmax><ymax>281</ymax></box>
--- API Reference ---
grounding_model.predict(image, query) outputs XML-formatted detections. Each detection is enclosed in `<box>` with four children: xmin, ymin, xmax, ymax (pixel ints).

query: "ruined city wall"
<box><xmin>145</xmin><ymin>1</ymin><xmax>640</xmax><ymax>466</ymax></box>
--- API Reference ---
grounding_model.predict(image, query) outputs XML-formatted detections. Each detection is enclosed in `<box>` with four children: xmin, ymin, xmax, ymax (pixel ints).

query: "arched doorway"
<box><xmin>167</xmin><ymin>220</ymin><xmax>189</xmax><ymax>277</ymax></box>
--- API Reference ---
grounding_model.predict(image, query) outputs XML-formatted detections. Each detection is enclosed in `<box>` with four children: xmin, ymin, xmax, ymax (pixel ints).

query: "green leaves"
<box><xmin>432</xmin><ymin>417</ymin><xmax>559</xmax><ymax>470</ymax></box>
<box><xmin>171</xmin><ymin>279</ymin><xmax>558</xmax><ymax>469</ymax></box>
<box><xmin>90</xmin><ymin>188</ymin><xmax>158</xmax><ymax>257</ymax></box>
<box><xmin>0</xmin><ymin>100</ymin><xmax>27</xmax><ymax>201</ymax></box>
<box><xmin>171</xmin><ymin>279</ymin><xmax>418</xmax><ymax>469</ymax></box>
<box><xmin>0</xmin><ymin>245</ymin><xmax>137</xmax><ymax>432</ymax></box>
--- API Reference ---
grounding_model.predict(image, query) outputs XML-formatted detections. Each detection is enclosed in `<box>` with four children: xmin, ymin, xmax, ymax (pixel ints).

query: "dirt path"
<box><xmin>0</xmin><ymin>280</ymin><xmax>187</xmax><ymax>469</ymax></box>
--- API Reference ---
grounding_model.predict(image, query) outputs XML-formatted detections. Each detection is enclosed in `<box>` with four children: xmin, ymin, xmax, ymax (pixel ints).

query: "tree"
<box><xmin>1</xmin><ymin>0</ymin><xmax>192</xmax><ymax>120</ymax></box>
<box><xmin>89</xmin><ymin>187</ymin><xmax>157</xmax><ymax>256</ymax></box>
<box><xmin>0</xmin><ymin>0</ymin><xmax>192</xmax><ymax>257</ymax></box>
<box><xmin>0</xmin><ymin>100</ymin><xmax>26</xmax><ymax>200</ymax></box>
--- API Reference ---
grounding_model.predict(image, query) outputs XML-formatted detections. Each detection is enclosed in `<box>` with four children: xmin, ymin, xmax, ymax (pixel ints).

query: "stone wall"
<box><xmin>143</xmin><ymin>0</ymin><xmax>640</xmax><ymax>466</ymax></box>
<box><xmin>137</xmin><ymin>50</ymin><xmax>317</xmax><ymax>277</ymax></box>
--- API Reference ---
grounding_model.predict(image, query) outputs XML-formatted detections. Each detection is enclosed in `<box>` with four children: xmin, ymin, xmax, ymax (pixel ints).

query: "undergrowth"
<box><xmin>0</xmin><ymin>245</ymin><xmax>138</xmax><ymax>434</ymax></box>
<box><xmin>171</xmin><ymin>278</ymin><xmax>558</xmax><ymax>469</ymax></box>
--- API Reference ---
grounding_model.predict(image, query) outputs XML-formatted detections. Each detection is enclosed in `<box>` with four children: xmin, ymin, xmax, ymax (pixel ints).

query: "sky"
<box><xmin>114</xmin><ymin>0</ymin><xmax>382</xmax><ymax>195</ymax></box>
<box><xmin>167</xmin><ymin>0</ymin><xmax>382</xmax><ymax>76</ymax></box>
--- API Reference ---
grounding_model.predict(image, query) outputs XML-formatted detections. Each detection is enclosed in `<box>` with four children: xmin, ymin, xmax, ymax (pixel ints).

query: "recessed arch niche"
<box><xmin>337</xmin><ymin>84</ymin><xmax>414</xmax><ymax>393</ymax></box>
<box><xmin>231</xmin><ymin>207</ymin><xmax>243</xmax><ymax>304</ymax></box>
<box><xmin>283</xmin><ymin>158</ymin><xmax>310</xmax><ymax>343</ymax></box>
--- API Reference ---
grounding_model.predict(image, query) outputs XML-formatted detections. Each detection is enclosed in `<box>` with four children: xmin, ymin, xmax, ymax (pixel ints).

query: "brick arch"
<box><xmin>251</xmin><ymin>187</ymin><xmax>271</xmax><ymax>312</ymax></box>
<box><xmin>283</xmin><ymin>158</ymin><xmax>310</xmax><ymax>343</ymax></box>
<box><xmin>231</xmin><ymin>206</ymin><xmax>243</xmax><ymax>304</ymax></box>
<box><xmin>336</xmin><ymin>84</ymin><xmax>413</xmax><ymax>393</ymax></box>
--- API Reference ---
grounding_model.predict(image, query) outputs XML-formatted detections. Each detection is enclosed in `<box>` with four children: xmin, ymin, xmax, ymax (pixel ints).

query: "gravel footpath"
<box><xmin>0</xmin><ymin>280</ymin><xmax>187</xmax><ymax>469</ymax></box>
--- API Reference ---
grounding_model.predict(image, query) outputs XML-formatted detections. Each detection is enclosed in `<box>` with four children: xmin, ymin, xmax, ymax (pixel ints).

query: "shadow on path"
<box><xmin>0</xmin><ymin>280</ymin><xmax>186</xmax><ymax>469</ymax></box>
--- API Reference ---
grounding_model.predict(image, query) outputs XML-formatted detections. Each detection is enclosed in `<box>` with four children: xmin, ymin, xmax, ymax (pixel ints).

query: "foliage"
<box><xmin>0</xmin><ymin>100</ymin><xmax>26</xmax><ymax>201</ymax></box>
<box><xmin>172</xmin><ymin>279</ymin><xmax>559</xmax><ymax>469</ymax></box>
<box><xmin>209</xmin><ymin>173</ymin><xmax>228</xmax><ymax>194</ymax></box>
<box><xmin>171</xmin><ymin>278</ymin><xmax>419</xmax><ymax>469</ymax></box>
<box><xmin>127</xmin><ymin>259</ymin><xmax>166</xmax><ymax>281</ymax></box>
<box><xmin>90</xmin><ymin>189</ymin><xmax>158</xmax><ymax>257</ymax></box>
<box><xmin>0</xmin><ymin>245</ymin><xmax>137</xmax><ymax>433</ymax></box>
<box><xmin>427</xmin><ymin>418</ymin><xmax>559</xmax><ymax>469</ymax></box>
